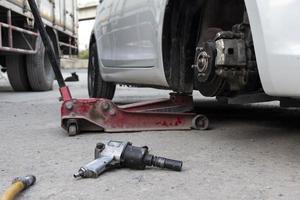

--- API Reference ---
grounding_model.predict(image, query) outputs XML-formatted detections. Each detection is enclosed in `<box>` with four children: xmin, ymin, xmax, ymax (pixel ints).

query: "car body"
<box><xmin>88</xmin><ymin>0</ymin><xmax>300</xmax><ymax>102</ymax></box>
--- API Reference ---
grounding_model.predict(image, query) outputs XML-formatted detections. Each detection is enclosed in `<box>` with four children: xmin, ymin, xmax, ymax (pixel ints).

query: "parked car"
<box><xmin>88</xmin><ymin>0</ymin><xmax>300</xmax><ymax>105</ymax></box>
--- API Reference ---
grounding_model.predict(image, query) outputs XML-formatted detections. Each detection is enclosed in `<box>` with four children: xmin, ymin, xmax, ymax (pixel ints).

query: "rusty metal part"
<box><xmin>213</xmin><ymin>21</ymin><xmax>258</xmax><ymax>92</ymax></box>
<box><xmin>215</xmin><ymin>38</ymin><xmax>247</xmax><ymax>67</ymax></box>
<box><xmin>0</xmin><ymin>9</ymin><xmax>38</xmax><ymax>54</ymax></box>
<box><xmin>59</xmin><ymin>41</ymin><xmax>78</xmax><ymax>51</ymax></box>
<box><xmin>61</xmin><ymin>93</ymin><xmax>209</xmax><ymax>136</ymax></box>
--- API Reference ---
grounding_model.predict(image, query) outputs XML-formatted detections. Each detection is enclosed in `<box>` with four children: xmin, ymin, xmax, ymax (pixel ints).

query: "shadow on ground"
<box><xmin>193</xmin><ymin>99</ymin><xmax>300</xmax><ymax>139</ymax></box>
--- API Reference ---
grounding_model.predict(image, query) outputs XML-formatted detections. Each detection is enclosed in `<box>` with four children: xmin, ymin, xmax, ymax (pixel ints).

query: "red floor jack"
<box><xmin>28</xmin><ymin>0</ymin><xmax>209</xmax><ymax>136</ymax></box>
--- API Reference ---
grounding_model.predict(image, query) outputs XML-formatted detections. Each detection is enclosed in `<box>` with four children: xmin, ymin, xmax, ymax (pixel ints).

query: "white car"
<box><xmin>88</xmin><ymin>0</ymin><xmax>300</xmax><ymax>105</ymax></box>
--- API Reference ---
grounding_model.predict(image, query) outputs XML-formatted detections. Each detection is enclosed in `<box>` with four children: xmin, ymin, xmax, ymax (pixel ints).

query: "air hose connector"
<box><xmin>1</xmin><ymin>175</ymin><xmax>36</xmax><ymax>200</ymax></box>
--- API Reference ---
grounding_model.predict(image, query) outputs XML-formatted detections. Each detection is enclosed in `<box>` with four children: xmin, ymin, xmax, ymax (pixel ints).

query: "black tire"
<box><xmin>6</xmin><ymin>55</ymin><xmax>31</xmax><ymax>91</ymax></box>
<box><xmin>88</xmin><ymin>42</ymin><xmax>116</xmax><ymax>99</ymax></box>
<box><xmin>26</xmin><ymin>35</ymin><xmax>55</xmax><ymax>91</ymax></box>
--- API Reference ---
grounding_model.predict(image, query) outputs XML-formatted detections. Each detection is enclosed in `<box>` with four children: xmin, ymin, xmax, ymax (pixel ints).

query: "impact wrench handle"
<box><xmin>74</xmin><ymin>141</ymin><xmax>183</xmax><ymax>179</ymax></box>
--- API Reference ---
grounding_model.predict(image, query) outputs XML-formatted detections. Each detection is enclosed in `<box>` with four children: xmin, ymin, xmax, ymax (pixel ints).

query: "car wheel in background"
<box><xmin>26</xmin><ymin>35</ymin><xmax>55</xmax><ymax>91</ymax></box>
<box><xmin>88</xmin><ymin>43</ymin><xmax>116</xmax><ymax>99</ymax></box>
<box><xmin>6</xmin><ymin>55</ymin><xmax>31</xmax><ymax>91</ymax></box>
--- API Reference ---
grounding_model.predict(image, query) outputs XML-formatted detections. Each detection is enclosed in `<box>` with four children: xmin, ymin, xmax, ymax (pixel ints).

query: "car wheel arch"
<box><xmin>162</xmin><ymin>0</ymin><xmax>252</xmax><ymax>94</ymax></box>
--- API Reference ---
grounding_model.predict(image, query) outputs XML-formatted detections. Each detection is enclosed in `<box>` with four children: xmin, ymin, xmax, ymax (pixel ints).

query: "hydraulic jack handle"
<box><xmin>27</xmin><ymin>0</ymin><xmax>72</xmax><ymax>101</ymax></box>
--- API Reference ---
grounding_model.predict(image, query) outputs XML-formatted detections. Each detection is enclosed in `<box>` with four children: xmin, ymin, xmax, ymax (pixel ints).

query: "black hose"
<box><xmin>27</xmin><ymin>0</ymin><xmax>66</xmax><ymax>88</ymax></box>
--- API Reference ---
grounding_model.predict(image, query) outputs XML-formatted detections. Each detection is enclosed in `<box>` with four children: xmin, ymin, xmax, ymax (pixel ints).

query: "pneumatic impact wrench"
<box><xmin>74</xmin><ymin>141</ymin><xmax>183</xmax><ymax>179</ymax></box>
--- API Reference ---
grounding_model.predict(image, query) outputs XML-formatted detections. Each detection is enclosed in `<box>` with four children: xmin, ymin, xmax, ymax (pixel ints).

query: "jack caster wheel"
<box><xmin>68</xmin><ymin>124</ymin><xmax>78</xmax><ymax>137</ymax></box>
<box><xmin>192</xmin><ymin>115</ymin><xmax>209</xmax><ymax>130</ymax></box>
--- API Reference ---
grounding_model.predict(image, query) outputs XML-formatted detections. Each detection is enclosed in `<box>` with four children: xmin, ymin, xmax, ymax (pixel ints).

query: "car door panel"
<box><xmin>97</xmin><ymin>0</ymin><xmax>169</xmax><ymax>87</ymax></box>
<box><xmin>136</xmin><ymin>0</ymin><xmax>163</xmax><ymax>68</ymax></box>
<box><xmin>107</xmin><ymin>0</ymin><xmax>140</xmax><ymax>67</ymax></box>
<box><xmin>94</xmin><ymin>0</ymin><xmax>114</xmax><ymax>67</ymax></box>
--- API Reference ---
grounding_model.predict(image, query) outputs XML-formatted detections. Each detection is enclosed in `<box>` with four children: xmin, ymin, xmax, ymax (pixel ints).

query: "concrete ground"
<box><xmin>0</xmin><ymin>70</ymin><xmax>300</xmax><ymax>200</ymax></box>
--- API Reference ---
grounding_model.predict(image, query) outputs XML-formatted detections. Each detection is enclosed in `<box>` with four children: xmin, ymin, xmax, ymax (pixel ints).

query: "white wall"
<box><xmin>78</xmin><ymin>20</ymin><xmax>95</xmax><ymax>51</ymax></box>
<box><xmin>77</xmin><ymin>0</ymin><xmax>97</xmax><ymax>51</ymax></box>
